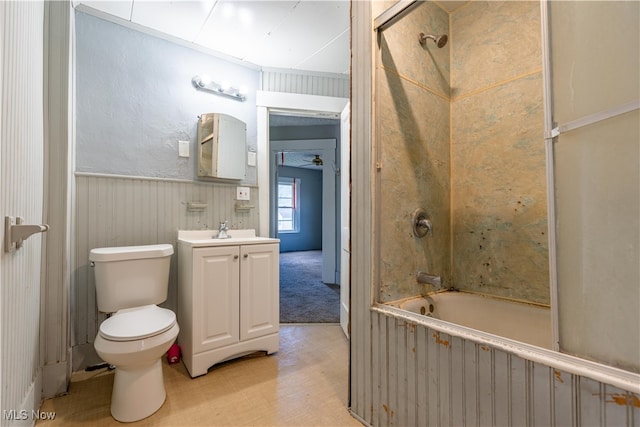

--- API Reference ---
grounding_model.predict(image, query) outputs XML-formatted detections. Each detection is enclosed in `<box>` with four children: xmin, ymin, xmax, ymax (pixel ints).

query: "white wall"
<box><xmin>75</xmin><ymin>11</ymin><xmax>260</xmax><ymax>184</ymax></box>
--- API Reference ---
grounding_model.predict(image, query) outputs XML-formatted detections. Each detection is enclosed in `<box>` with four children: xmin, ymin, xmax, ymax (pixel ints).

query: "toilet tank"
<box><xmin>89</xmin><ymin>244</ymin><xmax>174</xmax><ymax>313</ymax></box>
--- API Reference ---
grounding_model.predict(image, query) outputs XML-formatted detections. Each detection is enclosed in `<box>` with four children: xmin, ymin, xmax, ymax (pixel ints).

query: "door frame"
<box><xmin>256</xmin><ymin>91</ymin><xmax>349</xmax><ymax>238</ymax></box>
<box><xmin>270</xmin><ymin>138</ymin><xmax>337</xmax><ymax>284</ymax></box>
<box><xmin>339</xmin><ymin>102</ymin><xmax>350</xmax><ymax>337</ymax></box>
<box><xmin>256</xmin><ymin>91</ymin><xmax>349</xmax><ymax>330</ymax></box>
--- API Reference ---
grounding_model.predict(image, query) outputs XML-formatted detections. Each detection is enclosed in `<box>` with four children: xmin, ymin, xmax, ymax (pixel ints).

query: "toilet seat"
<box><xmin>99</xmin><ymin>305</ymin><xmax>176</xmax><ymax>341</ymax></box>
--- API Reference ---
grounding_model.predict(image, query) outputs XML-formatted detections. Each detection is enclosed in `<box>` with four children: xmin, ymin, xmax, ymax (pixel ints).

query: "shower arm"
<box><xmin>418</xmin><ymin>32</ymin><xmax>448</xmax><ymax>48</ymax></box>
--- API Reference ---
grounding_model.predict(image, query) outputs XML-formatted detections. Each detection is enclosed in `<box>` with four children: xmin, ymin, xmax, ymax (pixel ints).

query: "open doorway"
<box><xmin>269</xmin><ymin>115</ymin><xmax>340</xmax><ymax>323</ymax></box>
<box><xmin>256</xmin><ymin>92</ymin><xmax>350</xmax><ymax>335</ymax></box>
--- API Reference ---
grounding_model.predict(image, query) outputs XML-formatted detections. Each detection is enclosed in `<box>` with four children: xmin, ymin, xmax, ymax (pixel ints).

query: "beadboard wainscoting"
<box><xmin>363</xmin><ymin>309</ymin><xmax>639</xmax><ymax>426</ymax></box>
<box><xmin>71</xmin><ymin>173</ymin><xmax>260</xmax><ymax>370</ymax></box>
<box><xmin>1</xmin><ymin>0</ymin><xmax>46</xmax><ymax>417</ymax></box>
<box><xmin>261</xmin><ymin>69</ymin><xmax>349</xmax><ymax>98</ymax></box>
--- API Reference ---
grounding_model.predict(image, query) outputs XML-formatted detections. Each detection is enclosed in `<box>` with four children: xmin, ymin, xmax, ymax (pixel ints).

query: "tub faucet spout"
<box><xmin>416</xmin><ymin>271</ymin><xmax>442</xmax><ymax>289</ymax></box>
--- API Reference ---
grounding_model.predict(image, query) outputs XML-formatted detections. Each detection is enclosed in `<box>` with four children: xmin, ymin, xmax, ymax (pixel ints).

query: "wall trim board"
<box><xmin>74</xmin><ymin>171</ymin><xmax>258</xmax><ymax>188</ymax></box>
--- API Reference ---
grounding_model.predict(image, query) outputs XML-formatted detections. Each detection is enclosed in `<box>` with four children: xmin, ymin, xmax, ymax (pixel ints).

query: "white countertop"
<box><xmin>177</xmin><ymin>229</ymin><xmax>279</xmax><ymax>247</ymax></box>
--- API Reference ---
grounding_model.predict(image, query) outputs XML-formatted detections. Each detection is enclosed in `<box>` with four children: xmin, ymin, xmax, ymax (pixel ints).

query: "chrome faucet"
<box><xmin>217</xmin><ymin>221</ymin><xmax>230</xmax><ymax>239</ymax></box>
<box><xmin>416</xmin><ymin>271</ymin><xmax>442</xmax><ymax>289</ymax></box>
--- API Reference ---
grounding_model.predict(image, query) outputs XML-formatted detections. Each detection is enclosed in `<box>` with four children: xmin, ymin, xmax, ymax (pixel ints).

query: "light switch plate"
<box><xmin>236</xmin><ymin>186</ymin><xmax>250</xmax><ymax>201</ymax></box>
<box><xmin>247</xmin><ymin>151</ymin><xmax>257</xmax><ymax>167</ymax></box>
<box><xmin>178</xmin><ymin>140</ymin><xmax>190</xmax><ymax>157</ymax></box>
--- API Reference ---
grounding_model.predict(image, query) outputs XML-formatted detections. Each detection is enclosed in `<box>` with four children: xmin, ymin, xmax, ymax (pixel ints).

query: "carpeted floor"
<box><xmin>279</xmin><ymin>250</ymin><xmax>340</xmax><ymax>323</ymax></box>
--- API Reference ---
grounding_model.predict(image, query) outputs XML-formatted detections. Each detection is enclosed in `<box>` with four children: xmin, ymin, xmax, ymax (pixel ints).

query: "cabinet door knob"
<box><xmin>243</xmin><ymin>254</ymin><xmax>248</xmax><ymax>258</ymax></box>
<box><xmin>234</xmin><ymin>255</ymin><xmax>239</xmax><ymax>259</ymax></box>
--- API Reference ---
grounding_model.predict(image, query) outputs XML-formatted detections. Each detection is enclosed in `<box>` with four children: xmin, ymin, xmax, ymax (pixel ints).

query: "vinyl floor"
<box><xmin>37</xmin><ymin>325</ymin><xmax>360</xmax><ymax>427</ymax></box>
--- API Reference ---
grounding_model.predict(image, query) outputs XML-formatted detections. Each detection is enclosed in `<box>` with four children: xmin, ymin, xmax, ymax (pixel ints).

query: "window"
<box><xmin>278</xmin><ymin>177</ymin><xmax>299</xmax><ymax>232</ymax></box>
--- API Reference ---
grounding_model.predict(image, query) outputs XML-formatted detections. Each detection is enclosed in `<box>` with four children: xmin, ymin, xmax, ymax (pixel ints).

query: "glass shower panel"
<box><xmin>550</xmin><ymin>1</ymin><xmax>640</xmax><ymax>373</ymax></box>
<box><xmin>554</xmin><ymin>112</ymin><xmax>639</xmax><ymax>373</ymax></box>
<box><xmin>549</xmin><ymin>1</ymin><xmax>640</xmax><ymax>125</ymax></box>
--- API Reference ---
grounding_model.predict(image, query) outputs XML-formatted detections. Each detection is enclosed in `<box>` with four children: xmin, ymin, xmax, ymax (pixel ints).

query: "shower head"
<box><xmin>419</xmin><ymin>32</ymin><xmax>448</xmax><ymax>48</ymax></box>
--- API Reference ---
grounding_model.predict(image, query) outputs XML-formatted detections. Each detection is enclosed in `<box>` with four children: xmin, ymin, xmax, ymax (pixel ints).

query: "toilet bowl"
<box><xmin>94</xmin><ymin>305</ymin><xmax>179</xmax><ymax>422</ymax></box>
<box><xmin>90</xmin><ymin>244</ymin><xmax>178</xmax><ymax>423</ymax></box>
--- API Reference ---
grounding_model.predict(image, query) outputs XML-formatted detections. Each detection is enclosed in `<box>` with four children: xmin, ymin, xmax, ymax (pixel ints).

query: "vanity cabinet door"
<box><xmin>240</xmin><ymin>244</ymin><xmax>279</xmax><ymax>341</ymax></box>
<box><xmin>193</xmin><ymin>246</ymin><xmax>240</xmax><ymax>353</ymax></box>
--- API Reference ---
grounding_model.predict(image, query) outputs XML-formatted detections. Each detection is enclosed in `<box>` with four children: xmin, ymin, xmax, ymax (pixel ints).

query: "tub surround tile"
<box><xmin>451</xmin><ymin>54</ymin><xmax>548</xmax><ymax>304</ymax></box>
<box><xmin>380</xmin><ymin>1</ymin><xmax>450</xmax><ymax>99</ymax></box>
<box><xmin>378</xmin><ymin>61</ymin><xmax>451</xmax><ymax>303</ymax></box>
<box><xmin>377</xmin><ymin>1</ymin><xmax>548</xmax><ymax>305</ymax></box>
<box><xmin>451</xmin><ymin>0</ymin><xmax>542</xmax><ymax>99</ymax></box>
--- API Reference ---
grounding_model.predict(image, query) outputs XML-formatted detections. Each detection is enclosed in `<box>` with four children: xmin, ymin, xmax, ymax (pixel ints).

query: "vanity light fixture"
<box><xmin>191</xmin><ymin>75</ymin><xmax>247</xmax><ymax>102</ymax></box>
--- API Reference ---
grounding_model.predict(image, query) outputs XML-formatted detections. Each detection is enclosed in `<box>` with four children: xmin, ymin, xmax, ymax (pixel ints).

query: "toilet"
<box><xmin>90</xmin><ymin>244</ymin><xmax>179</xmax><ymax>422</ymax></box>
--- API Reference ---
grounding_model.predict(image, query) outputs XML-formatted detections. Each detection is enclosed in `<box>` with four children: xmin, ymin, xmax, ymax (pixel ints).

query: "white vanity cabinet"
<box><xmin>177</xmin><ymin>230</ymin><xmax>279</xmax><ymax>378</ymax></box>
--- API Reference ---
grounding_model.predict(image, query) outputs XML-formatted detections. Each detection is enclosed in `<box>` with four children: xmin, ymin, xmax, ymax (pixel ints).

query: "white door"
<box><xmin>339</xmin><ymin>102</ymin><xmax>350</xmax><ymax>337</ymax></box>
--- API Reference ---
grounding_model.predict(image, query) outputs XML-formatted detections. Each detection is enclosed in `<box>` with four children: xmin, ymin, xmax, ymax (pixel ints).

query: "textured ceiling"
<box><xmin>74</xmin><ymin>0</ymin><xmax>350</xmax><ymax>75</ymax></box>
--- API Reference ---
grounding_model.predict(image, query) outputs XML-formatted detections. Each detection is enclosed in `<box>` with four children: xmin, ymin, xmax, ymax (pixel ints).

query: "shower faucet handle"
<box><xmin>417</xmin><ymin>218</ymin><xmax>433</xmax><ymax>234</ymax></box>
<box><xmin>412</xmin><ymin>208</ymin><xmax>433</xmax><ymax>238</ymax></box>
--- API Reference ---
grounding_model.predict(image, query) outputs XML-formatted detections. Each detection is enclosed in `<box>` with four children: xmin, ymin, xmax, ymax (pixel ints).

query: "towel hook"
<box><xmin>4</xmin><ymin>216</ymin><xmax>49</xmax><ymax>252</ymax></box>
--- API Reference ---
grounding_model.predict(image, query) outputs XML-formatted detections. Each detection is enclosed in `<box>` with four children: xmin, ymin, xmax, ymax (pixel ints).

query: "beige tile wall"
<box><xmin>450</xmin><ymin>1</ymin><xmax>548</xmax><ymax>303</ymax></box>
<box><xmin>377</xmin><ymin>1</ymin><xmax>549</xmax><ymax>304</ymax></box>
<box><xmin>377</xmin><ymin>1</ymin><xmax>451</xmax><ymax>302</ymax></box>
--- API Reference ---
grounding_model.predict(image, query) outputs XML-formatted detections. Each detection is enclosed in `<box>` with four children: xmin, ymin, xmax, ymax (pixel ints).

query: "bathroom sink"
<box><xmin>177</xmin><ymin>229</ymin><xmax>279</xmax><ymax>247</ymax></box>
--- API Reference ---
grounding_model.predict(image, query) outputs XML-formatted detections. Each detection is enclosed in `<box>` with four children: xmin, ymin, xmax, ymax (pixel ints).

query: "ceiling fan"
<box><xmin>303</xmin><ymin>154</ymin><xmax>324</xmax><ymax>166</ymax></box>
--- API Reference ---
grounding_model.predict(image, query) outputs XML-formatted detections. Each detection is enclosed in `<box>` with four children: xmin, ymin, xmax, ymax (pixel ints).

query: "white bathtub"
<box><xmin>392</xmin><ymin>291</ymin><xmax>552</xmax><ymax>349</ymax></box>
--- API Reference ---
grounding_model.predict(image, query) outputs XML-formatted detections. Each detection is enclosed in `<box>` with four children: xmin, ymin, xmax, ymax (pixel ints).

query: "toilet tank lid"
<box><xmin>89</xmin><ymin>244</ymin><xmax>174</xmax><ymax>262</ymax></box>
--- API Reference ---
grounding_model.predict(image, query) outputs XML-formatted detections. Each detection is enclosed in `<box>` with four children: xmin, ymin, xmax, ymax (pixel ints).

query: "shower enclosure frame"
<box><xmin>369</xmin><ymin>0</ymin><xmax>639</xmax><ymax>394</ymax></box>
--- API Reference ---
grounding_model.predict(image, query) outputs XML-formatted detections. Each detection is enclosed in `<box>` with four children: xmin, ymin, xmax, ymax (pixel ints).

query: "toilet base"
<box><xmin>111</xmin><ymin>359</ymin><xmax>166</xmax><ymax>422</ymax></box>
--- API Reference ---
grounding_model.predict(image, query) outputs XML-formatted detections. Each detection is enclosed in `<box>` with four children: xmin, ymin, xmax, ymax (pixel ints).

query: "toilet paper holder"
<box><xmin>4</xmin><ymin>216</ymin><xmax>49</xmax><ymax>253</ymax></box>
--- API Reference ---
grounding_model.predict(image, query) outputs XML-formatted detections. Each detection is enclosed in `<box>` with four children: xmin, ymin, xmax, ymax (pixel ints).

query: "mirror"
<box><xmin>197</xmin><ymin>113</ymin><xmax>246</xmax><ymax>180</ymax></box>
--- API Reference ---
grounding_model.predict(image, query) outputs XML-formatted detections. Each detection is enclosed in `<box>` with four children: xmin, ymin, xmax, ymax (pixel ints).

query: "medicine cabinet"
<box><xmin>197</xmin><ymin>113</ymin><xmax>246</xmax><ymax>180</ymax></box>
